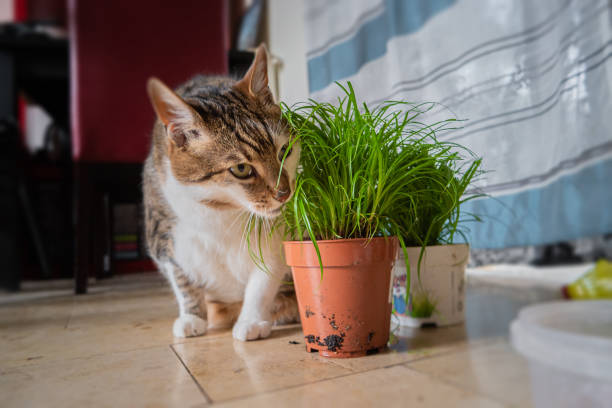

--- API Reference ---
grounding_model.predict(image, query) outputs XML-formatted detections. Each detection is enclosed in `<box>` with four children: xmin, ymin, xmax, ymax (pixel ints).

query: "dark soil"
<box><xmin>306</xmin><ymin>312</ymin><xmax>349</xmax><ymax>353</ymax></box>
<box><xmin>327</xmin><ymin>313</ymin><xmax>339</xmax><ymax>330</ymax></box>
<box><xmin>305</xmin><ymin>335</ymin><xmax>325</xmax><ymax>347</ymax></box>
<box><xmin>366</xmin><ymin>348</ymin><xmax>380</xmax><ymax>356</ymax></box>
<box><xmin>322</xmin><ymin>334</ymin><xmax>344</xmax><ymax>352</ymax></box>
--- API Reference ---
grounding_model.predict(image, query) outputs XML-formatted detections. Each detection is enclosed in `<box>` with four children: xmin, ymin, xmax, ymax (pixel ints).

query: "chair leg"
<box><xmin>18</xmin><ymin>182</ymin><xmax>52</xmax><ymax>278</ymax></box>
<box><xmin>74</xmin><ymin>163</ymin><xmax>91</xmax><ymax>294</ymax></box>
<box><xmin>93</xmin><ymin>191</ymin><xmax>113</xmax><ymax>279</ymax></box>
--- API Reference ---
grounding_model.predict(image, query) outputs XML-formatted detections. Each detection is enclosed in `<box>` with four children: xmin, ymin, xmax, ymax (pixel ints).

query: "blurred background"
<box><xmin>1</xmin><ymin>0</ymin><xmax>610</xmax><ymax>297</ymax></box>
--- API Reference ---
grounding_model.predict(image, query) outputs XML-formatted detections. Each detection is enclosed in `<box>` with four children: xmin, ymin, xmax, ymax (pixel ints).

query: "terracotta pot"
<box><xmin>392</xmin><ymin>244</ymin><xmax>469</xmax><ymax>327</ymax></box>
<box><xmin>283</xmin><ymin>237</ymin><xmax>398</xmax><ymax>358</ymax></box>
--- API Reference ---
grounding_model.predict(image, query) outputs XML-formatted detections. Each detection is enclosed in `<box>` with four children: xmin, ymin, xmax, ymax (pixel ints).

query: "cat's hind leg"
<box><xmin>163</xmin><ymin>261</ymin><xmax>207</xmax><ymax>338</ymax></box>
<box><xmin>271</xmin><ymin>289</ymin><xmax>299</xmax><ymax>325</ymax></box>
<box><xmin>205</xmin><ymin>300</ymin><xmax>241</xmax><ymax>330</ymax></box>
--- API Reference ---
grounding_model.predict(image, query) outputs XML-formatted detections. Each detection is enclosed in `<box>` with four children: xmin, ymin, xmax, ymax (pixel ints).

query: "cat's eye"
<box><xmin>278</xmin><ymin>144</ymin><xmax>293</xmax><ymax>162</ymax></box>
<box><xmin>229</xmin><ymin>163</ymin><xmax>254</xmax><ymax>179</ymax></box>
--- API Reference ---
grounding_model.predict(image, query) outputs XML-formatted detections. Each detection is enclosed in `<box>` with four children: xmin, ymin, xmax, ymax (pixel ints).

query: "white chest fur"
<box><xmin>172</xmin><ymin>217</ymin><xmax>251</xmax><ymax>302</ymax></box>
<box><xmin>160</xmin><ymin>162</ymin><xmax>285</xmax><ymax>303</ymax></box>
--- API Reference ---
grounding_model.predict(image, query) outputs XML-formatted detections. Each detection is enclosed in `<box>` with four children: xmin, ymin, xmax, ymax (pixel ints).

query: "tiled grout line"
<box><xmin>400</xmin><ymin>363</ymin><xmax>510</xmax><ymax>407</ymax></box>
<box><xmin>4</xmin><ymin>309</ymin><xmax>225</xmax><ymax>370</ymax></box>
<box><xmin>206</xmin><ymin>339</ymin><xmax>496</xmax><ymax>405</ymax></box>
<box><xmin>322</xmin><ymin>334</ymin><xmax>503</xmax><ymax>374</ymax></box>
<box><xmin>3</xmin><ymin>341</ymin><xmax>179</xmax><ymax>370</ymax></box>
<box><xmin>403</xmin><ymin>338</ymin><xmax>528</xmax><ymax>408</ymax></box>
<box><xmin>170</xmin><ymin>344</ymin><xmax>213</xmax><ymax>405</ymax></box>
<box><xmin>400</xmin><ymin>342</ymin><xmax>481</xmax><ymax>370</ymax></box>
<box><xmin>209</xmin><ymin>353</ymin><xmax>490</xmax><ymax>406</ymax></box>
<box><xmin>207</xmin><ymin>365</ymin><xmax>376</xmax><ymax>405</ymax></box>
<box><xmin>399</xmin><ymin>363</ymin><xmax>511</xmax><ymax>408</ymax></box>
<box><xmin>4</xmin><ymin>319</ymin><xmax>230</xmax><ymax>369</ymax></box>
<box><xmin>175</xmin><ymin>336</ymin><xmax>359</xmax><ymax>404</ymax></box>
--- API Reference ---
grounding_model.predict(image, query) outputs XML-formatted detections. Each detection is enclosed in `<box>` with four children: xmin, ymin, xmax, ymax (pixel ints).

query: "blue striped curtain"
<box><xmin>303</xmin><ymin>0</ymin><xmax>612</xmax><ymax>249</ymax></box>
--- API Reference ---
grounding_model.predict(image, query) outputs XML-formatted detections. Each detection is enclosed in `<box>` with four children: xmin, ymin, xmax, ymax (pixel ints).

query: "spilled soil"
<box><xmin>305</xmin><ymin>332</ymin><xmax>346</xmax><ymax>352</ymax></box>
<box><xmin>322</xmin><ymin>334</ymin><xmax>344</xmax><ymax>352</ymax></box>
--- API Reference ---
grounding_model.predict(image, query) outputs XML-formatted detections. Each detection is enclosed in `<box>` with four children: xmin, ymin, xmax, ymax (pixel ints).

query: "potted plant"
<box><xmin>276</xmin><ymin>83</ymin><xmax>443</xmax><ymax>357</ymax></box>
<box><xmin>390</xmin><ymin>130</ymin><xmax>482</xmax><ymax>328</ymax></box>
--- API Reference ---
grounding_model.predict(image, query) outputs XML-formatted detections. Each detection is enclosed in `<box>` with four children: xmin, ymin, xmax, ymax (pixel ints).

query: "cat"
<box><xmin>143</xmin><ymin>45</ymin><xmax>300</xmax><ymax>341</ymax></box>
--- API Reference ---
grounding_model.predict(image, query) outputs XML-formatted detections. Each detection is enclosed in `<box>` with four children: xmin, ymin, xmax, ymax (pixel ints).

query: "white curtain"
<box><xmin>303</xmin><ymin>0</ymin><xmax>612</xmax><ymax>249</ymax></box>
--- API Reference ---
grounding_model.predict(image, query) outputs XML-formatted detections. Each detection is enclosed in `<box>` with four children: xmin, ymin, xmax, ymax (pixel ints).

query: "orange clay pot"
<box><xmin>283</xmin><ymin>237</ymin><xmax>398</xmax><ymax>358</ymax></box>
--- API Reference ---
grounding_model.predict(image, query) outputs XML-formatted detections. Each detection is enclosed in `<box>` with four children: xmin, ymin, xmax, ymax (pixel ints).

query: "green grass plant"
<box><xmin>409</xmin><ymin>290</ymin><xmax>438</xmax><ymax>318</ymax></box>
<box><xmin>280</xmin><ymin>81</ymin><xmax>481</xmax><ymax>242</ymax></box>
<box><xmin>249</xmin><ymin>82</ymin><xmax>483</xmax><ymax>286</ymax></box>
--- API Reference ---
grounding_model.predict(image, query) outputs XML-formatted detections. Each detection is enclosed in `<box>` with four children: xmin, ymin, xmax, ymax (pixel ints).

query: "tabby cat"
<box><xmin>143</xmin><ymin>46</ymin><xmax>299</xmax><ymax>340</ymax></box>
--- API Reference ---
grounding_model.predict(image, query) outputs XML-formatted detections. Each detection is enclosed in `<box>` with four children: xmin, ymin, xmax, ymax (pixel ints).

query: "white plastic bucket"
<box><xmin>392</xmin><ymin>244</ymin><xmax>469</xmax><ymax>327</ymax></box>
<box><xmin>511</xmin><ymin>301</ymin><xmax>612</xmax><ymax>408</ymax></box>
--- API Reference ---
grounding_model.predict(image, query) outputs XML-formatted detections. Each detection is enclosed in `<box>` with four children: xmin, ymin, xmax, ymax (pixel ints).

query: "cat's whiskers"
<box><xmin>231</xmin><ymin>210</ymin><xmax>248</xmax><ymax>252</ymax></box>
<box><xmin>241</xmin><ymin>212</ymin><xmax>254</xmax><ymax>252</ymax></box>
<box><xmin>256</xmin><ymin>214</ymin><xmax>266</xmax><ymax>247</ymax></box>
<box><xmin>228</xmin><ymin>208</ymin><xmax>248</xmax><ymax>232</ymax></box>
<box><xmin>262</xmin><ymin>216</ymin><xmax>270</xmax><ymax>241</ymax></box>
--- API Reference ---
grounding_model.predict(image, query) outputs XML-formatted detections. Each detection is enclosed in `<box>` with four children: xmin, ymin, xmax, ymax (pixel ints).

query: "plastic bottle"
<box><xmin>562</xmin><ymin>259</ymin><xmax>612</xmax><ymax>299</ymax></box>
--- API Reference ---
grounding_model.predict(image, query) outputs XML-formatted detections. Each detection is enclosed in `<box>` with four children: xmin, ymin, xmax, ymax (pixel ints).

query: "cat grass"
<box><xmin>250</xmin><ymin>82</ymin><xmax>483</xmax><ymax>283</ymax></box>
<box><xmin>409</xmin><ymin>290</ymin><xmax>438</xmax><ymax>318</ymax></box>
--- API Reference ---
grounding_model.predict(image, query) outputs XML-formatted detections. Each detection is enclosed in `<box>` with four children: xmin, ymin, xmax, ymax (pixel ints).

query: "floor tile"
<box><xmin>0</xmin><ymin>346</ymin><xmax>207</xmax><ymax>408</ymax></box>
<box><xmin>0</xmin><ymin>273</ymin><xmax>554</xmax><ymax>407</ymax></box>
<box><xmin>172</xmin><ymin>325</ymin><xmax>354</xmax><ymax>402</ymax></box>
<box><xmin>407</xmin><ymin>339</ymin><xmax>533</xmax><ymax>407</ymax></box>
<box><xmin>0</xmin><ymin>287</ymin><xmax>222</xmax><ymax>368</ymax></box>
<box><xmin>216</xmin><ymin>365</ymin><xmax>505</xmax><ymax>408</ymax></box>
<box><xmin>0</xmin><ymin>297</ymin><xmax>75</xmax><ymax>369</ymax></box>
<box><xmin>0</xmin><ymin>295</ymin><xmax>73</xmax><ymax>330</ymax></box>
<box><xmin>328</xmin><ymin>320</ymin><xmax>496</xmax><ymax>373</ymax></box>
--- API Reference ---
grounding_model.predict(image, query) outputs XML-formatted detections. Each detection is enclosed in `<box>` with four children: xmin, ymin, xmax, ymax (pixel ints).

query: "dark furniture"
<box><xmin>0</xmin><ymin>23</ymin><xmax>70</xmax><ymax>291</ymax></box>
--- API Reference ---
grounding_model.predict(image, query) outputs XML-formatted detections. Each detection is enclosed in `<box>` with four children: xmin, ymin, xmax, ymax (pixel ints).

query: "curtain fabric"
<box><xmin>303</xmin><ymin>0</ymin><xmax>612</xmax><ymax>249</ymax></box>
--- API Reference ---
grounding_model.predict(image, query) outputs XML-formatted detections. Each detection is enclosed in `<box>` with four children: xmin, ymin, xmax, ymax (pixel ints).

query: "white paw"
<box><xmin>232</xmin><ymin>319</ymin><xmax>272</xmax><ymax>341</ymax></box>
<box><xmin>173</xmin><ymin>314</ymin><xmax>207</xmax><ymax>338</ymax></box>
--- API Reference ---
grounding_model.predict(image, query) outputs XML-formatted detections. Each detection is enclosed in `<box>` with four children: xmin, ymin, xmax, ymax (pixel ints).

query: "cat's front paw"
<box><xmin>173</xmin><ymin>314</ymin><xmax>207</xmax><ymax>338</ymax></box>
<box><xmin>232</xmin><ymin>319</ymin><xmax>271</xmax><ymax>341</ymax></box>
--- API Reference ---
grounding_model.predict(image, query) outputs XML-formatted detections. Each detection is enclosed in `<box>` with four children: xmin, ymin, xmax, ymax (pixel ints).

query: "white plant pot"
<box><xmin>392</xmin><ymin>244</ymin><xmax>469</xmax><ymax>328</ymax></box>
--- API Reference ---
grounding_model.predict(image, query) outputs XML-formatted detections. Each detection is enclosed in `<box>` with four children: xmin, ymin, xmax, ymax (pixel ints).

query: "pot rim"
<box><xmin>283</xmin><ymin>236</ymin><xmax>397</xmax><ymax>245</ymax></box>
<box><xmin>400</xmin><ymin>243</ymin><xmax>470</xmax><ymax>250</ymax></box>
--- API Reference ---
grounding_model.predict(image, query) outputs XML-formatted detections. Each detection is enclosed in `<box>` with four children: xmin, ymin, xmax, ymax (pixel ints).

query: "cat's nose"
<box><xmin>274</xmin><ymin>188</ymin><xmax>290</xmax><ymax>203</ymax></box>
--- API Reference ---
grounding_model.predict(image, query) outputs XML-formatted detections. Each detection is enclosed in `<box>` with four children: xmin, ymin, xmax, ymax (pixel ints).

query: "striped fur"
<box><xmin>143</xmin><ymin>46</ymin><xmax>299</xmax><ymax>340</ymax></box>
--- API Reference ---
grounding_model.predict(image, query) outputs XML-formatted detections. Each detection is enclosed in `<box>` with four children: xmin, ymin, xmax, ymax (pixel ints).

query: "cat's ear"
<box><xmin>147</xmin><ymin>77</ymin><xmax>203</xmax><ymax>148</ymax></box>
<box><xmin>235</xmin><ymin>44</ymin><xmax>274</xmax><ymax>103</ymax></box>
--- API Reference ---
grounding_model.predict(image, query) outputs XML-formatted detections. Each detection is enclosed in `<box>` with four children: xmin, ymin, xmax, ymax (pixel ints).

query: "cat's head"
<box><xmin>147</xmin><ymin>45</ymin><xmax>299</xmax><ymax>218</ymax></box>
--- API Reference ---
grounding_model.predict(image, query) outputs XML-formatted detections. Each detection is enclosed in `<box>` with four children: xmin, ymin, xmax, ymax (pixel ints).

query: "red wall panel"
<box><xmin>69</xmin><ymin>0</ymin><xmax>228</xmax><ymax>162</ymax></box>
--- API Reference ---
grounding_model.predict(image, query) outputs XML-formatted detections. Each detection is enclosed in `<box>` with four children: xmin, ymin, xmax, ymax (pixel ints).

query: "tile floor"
<box><xmin>0</xmin><ymin>273</ymin><xmax>561</xmax><ymax>407</ymax></box>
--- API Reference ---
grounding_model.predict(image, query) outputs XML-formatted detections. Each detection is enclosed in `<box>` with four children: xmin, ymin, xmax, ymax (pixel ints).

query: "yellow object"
<box><xmin>564</xmin><ymin>260</ymin><xmax>612</xmax><ymax>299</ymax></box>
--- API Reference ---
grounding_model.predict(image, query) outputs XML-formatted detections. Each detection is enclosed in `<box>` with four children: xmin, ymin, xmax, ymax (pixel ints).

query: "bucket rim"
<box><xmin>510</xmin><ymin>300</ymin><xmax>612</xmax><ymax>382</ymax></box>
